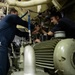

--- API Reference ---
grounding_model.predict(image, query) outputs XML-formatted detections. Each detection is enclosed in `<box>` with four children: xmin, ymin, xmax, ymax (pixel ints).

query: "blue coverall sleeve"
<box><xmin>15</xmin><ymin>16</ymin><xmax>28</xmax><ymax>27</ymax></box>
<box><xmin>15</xmin><ymin>28</ymin><xmax>29</xmax><ymax>39</ymax></box>
<box><xmin>15</xmin><ymin>16</ymin><xmax>35</xmax><ymax>29</ymax></box>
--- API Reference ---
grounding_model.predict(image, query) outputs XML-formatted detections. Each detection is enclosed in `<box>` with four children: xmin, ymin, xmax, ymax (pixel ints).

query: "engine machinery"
<box><xmin>9</xmin><ymin>31</ymin><xmax>75</xmax><ymax>75</ymax></box>
<box><xmin>34</xmin><ymin>38</ymin><xmax>75</xmax><ymax>75</ymax></box>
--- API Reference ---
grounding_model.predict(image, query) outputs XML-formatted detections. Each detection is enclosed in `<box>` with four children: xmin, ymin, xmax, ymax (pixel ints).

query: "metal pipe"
<box><xmin>52</xmin><ymin>0</ymin><xmax>62</xmax><ymax>10</ymax></box>
<box><xmin>24</xmin><ymin>45</ymin><xmax>35</xmax><ymax>75</ymax></box>
<box><xmin>28</xmin><ymin>10</ymin><xmax>32</xmax><ymax>43</ymax></box>
<box><xmin>0</xmin><ymin>2</ymin><xmax>7</xmax><ymax>7</ymax></box>
<box><xmin>6</xmin><ymin>0</ymin><xmax>50</xmax><ymax>7</ymax></box>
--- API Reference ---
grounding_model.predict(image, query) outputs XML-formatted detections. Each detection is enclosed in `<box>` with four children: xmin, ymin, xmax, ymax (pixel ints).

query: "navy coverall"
<box><xmin>51</xmin><ymin>17</ymin><xmax>75</xmax><ymax>38</ymax></box>
<box><xmin>0</xmin><ymin>14</ymin><xmax>34</xmax><ymax>75</ymax></box>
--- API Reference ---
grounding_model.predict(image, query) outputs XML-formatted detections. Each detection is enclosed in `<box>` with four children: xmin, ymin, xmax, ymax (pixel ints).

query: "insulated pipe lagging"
<box><xmin>6</xmin><ymin>0</ymin><xmax>50</xmax><ymax>7</ymax></box>
<box><xmin>24</xmin><ymin>45</ymin><xmax>35</xmax><ymax>75</ymax></box>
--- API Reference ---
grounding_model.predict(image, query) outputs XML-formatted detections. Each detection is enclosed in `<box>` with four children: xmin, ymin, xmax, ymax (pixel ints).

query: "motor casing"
<box><xmin>54</xmin><ymin>39</ymin><xmax>75</xmax><ymax>75</ymax></box>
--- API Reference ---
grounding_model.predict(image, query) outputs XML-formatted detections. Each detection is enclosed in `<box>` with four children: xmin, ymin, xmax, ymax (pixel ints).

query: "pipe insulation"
<box><xmin>24</xmin><ymin>45</ymin><xmax>35</xmax><ymax>75</ymax></box>
<box><xmin>6</xmin><ymin>0</ymin><xmax>50</xmax><ymax>7</ymax></box>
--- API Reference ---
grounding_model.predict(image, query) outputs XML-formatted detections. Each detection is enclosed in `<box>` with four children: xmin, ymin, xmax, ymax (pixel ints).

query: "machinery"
<box><xmin>34</xmin><ymin>38</ymin><xmax>75</xmax><ymax>75</ymax></box>
<box><xmin>8</xmin><ymin>34</ymin><xmax>75</xmax><ymax>75</ymax></box>
<box><xmin>0</xmin><ymin>0</ymin><xmax>74</xmax><ymax>75</ymax></box>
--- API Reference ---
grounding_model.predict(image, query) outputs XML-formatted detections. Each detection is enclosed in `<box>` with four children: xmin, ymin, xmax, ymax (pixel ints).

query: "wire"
<box><xmin>20</xmin><ymin>11</ymin><xmax>28</xmax><ymax>18</ymax></box>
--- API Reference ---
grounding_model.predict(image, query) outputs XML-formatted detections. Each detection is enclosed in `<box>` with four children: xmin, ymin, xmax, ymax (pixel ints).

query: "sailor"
<box><xmin>0</xmin><ymin>8</ymin><xmax>34</xmax><ymax>75</ymax></box>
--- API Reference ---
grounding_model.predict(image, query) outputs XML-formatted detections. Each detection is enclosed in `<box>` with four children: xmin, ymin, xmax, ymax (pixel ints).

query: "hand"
<box><xmin>32</xmin><ymin>30</ymin><xmax>40</xmax><ymax>34</ymax></box>
<box><xmin>34</xmin><ymin>39</ymin><xmax>41</xmax><ymax>43</ymax></box>
<box><xmin>35</xmin><ymin>25</ymin><xmax>41</xmax><ymax>31</ymax></box>
<box><xmin>47</xmin><ymin>31</ymin><xmax>53</xmax><ymax>36</ymax></box>
<box><xmin>32</xmin><ymin>25</ymin><xmax>41</xmax><ymax>34</ymax></box>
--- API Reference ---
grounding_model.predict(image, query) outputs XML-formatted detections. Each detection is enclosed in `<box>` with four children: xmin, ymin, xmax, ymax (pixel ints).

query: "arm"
<box><xmin>32</xmin><ymin>25</ymin><xmax>41</xmax><ymax>34</ymax></box>
<box><xmin>14</xmin><ymin>15</ymin><xmax>35</xmax><ymax>29</ymax></box>
<box><xmin>16</xmin><ymin>17</ymin><xmax>28</xmax><ymax>28</ymax></box>
<box><xmin>15</xmin><ymin>28</ymin><xmax>29</xmax><ymax>39</ymax></box>
<box><xmin>50</xmin><ymin>21</ymin><xmax>64</xmax><ymax>35</ymax></box>
<box><xmin>47</xmin><ymin>31</ymin><xmax>54</xmax><ymax>36</ymax></box>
